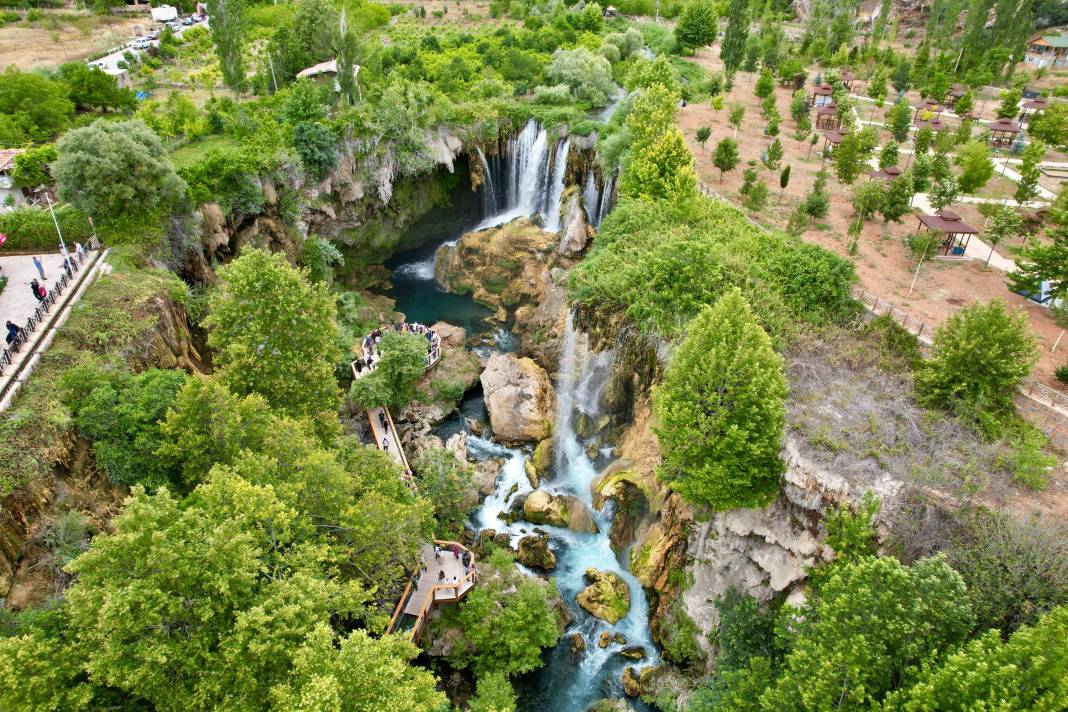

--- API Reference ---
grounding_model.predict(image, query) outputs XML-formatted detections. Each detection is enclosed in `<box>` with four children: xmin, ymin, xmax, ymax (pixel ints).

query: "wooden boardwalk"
<box><xmin>386</xmin><ymin>540</ymin><xmax>477</xmax><ymax>642</ymax></box>
<box><xmin>366</xmin><ymin>405</ymin><xmax>414</xmax><ymax>482</ymax></box>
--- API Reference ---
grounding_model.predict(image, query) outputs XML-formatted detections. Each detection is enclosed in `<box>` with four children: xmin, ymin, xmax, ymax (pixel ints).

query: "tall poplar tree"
<box><xmin>206</xmin><ymin>0</ymin><xmax>246</xmax><ymax>92</ymax></box>
<box><xmin>721</xmin><ymin>0</ymin><xmax>750</xmax><ymax>75</ymax></box>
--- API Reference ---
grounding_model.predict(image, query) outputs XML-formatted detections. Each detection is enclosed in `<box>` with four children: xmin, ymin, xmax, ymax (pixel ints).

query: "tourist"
<box><xmin>437</xmin><ymin>570</ymin><xmax>445</xmax><ymax>582</ymax></box>
<box><xmin>434</xmin><ymin>544</ymin><xmax>441</xmax><ymax>559</ymax></box>
<box><xmin>5</xmin><ymin>320</ymin><xmax>23</xmax><ymax>345</ymax></box>
<box><xmin>30</xmin><ymin>279</ymin><xmax>44</xmax><ymax>302</ymax></box>
<box><xmin>379</xmin><ymin>411</ymin><xmax>387</xmax><ymax>428</ymax></box>
<box><xmin>74</xmin><ymin>242</ymin><xmax>84</xmax><ymax>260</ymax></box>
<box><xmin>32</xmin><ymin>256</ymin><xmax>46</xmax><ymax>280</ymax></box>
<box><xmin>382</xmin><ymin>437</ymin><xmax>390</xmax><ymax>451</ymax></box>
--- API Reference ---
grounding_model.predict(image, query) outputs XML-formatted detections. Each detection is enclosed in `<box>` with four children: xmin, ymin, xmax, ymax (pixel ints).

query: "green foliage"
<box><xmin>743</xmin><ymin>179</ymin><xmax>768</xmax><ymax>210</ymax></box>
<box><xmin>178</xmin><ymin>146</ymin><xmax>267</xmax><ymax>215</ymax></box>
<box><xmin>824</xmin><ymin>492</ymin><xmax>880</xmax><ymax>562</ymax></box>
<box><xmin>620</xmin><ymin>128</ymin><xmax>697</xmax><ymax>201</ymax></box>
<box><xmin>74</xmin><ymin>369</ymin><xmax>187</xmax><ymax>491</ymax></box>
<box><xmin>206</xmin><ymin>0</ymin><xmax>246</xmax><ymax>90</ymax></box>
<box><xmin>653</xmin><ymin>290</ymin><xmax>786</xmax><ymax>511</ymax></box>
<box><xmin>625</xmin><ymin>56</ymin><xmax>680</xmax><ymax>95</ymax></box>
<box><xmin>675</xmin><ymin>0</ymin><xmax>717</xmax><ymax>53</ymax></box>
<box><xmin>468</xmin><ymin>672</ymin><xmax>516</xmax><ymax>712</ymax></box>
<box><xmin>292</xmin><ymin>121</ymin><xmax>337</xmax><ymax>179</ymax></box>
<box><xmin>0</xmin><ymin>67</ymin><xmax>74</xmax><ymax>146</ymax></box>
<box><xmin>944</xmin><ymin>511</ymin><xmax>1068</xmax><ymax>634</ymax></box>
<box><xmin>880</xmin><ymin>173</ymin><xmax>914</xmax><ymax>223</ymax></box>
<box><xmin>916</xmin><ymin>300</ymin><xmax>1038</xmax><ymax>414</ymax></box>
<box><xmin>412</xmin><ymin>447</ymin><xmax>474</xmax><ymax>532</ymax></box>
<box><xmin>1031</xmin><ymin>103</ymin><xmax>1068</xmax><ymax>148</ymax></box>
<box><xmin>996</xmin><ymin>86</ymin><xmax>1022</xmax><ymax>119</ymax></box>
<box><xmin>659</xmin><ymin>597</ymin><xmax>706</xmax><ymax>666</ymax></box>
<box><xmin>1014</xmin><ymin>139</ymin><xmax>1045</xmax><ymax>205</ymax></box>
<box><xmin>884</xmin><ymin>607</ymin><xmax>1068</xmax><ymax>711</ymax></box>
<box><xmin>57</xmin><ymin>62</ymin><xmax>133</xmax><ymax>112</ymax></box>
<box><xmin>852</xmin><ymin>180</ymin><xmax>883</xmax><ymax>221</ymax></box>
<box><xmin>441</xmin><ymin>551</ymin><xmax>560</xmax><ymax>677</ymax></box>
<box><xmin>955</xmin><ymin>139</ymin><xmax>994</xmax><ymax>193</ymax></box>
<box><xmin>713</xmin><ymin>587</ymin><xmax>781</xmax><ymax>673</ymax></box>
<box><xmin>764</xmin><ymin>137</ymin><xmax>783</xmax><ymax>170</ymax></box>
<box><xmin>713</xmin><ymin>137</ymin><xmax>739</xmax><ymax>181</ymax></box>
<box><xmin>206</xmin><ymin>248</ymin><xmax>341</xmax><ymax>420</ymax></box>
<box><xmin>301</xmin><ymin>235</ymin><xmax>344</xmax><ymax>284</ymax></box>
<box><xmin>770</xmin><ymin>242</ymin><xmax>857</xmax><ymax>324</ymax></box>
<box><xmin>544</xmin><ymin>47</ymin><xmax>615</xmax><ymax>106</ymax></box>
<box><xmin>11</xmin><ymin>143</ymin><xmax>57</xmax><ymax>188</ymax></box>
<box><xmin>54</xmin><ymin>119</ymin><xmax>187</xmax><ymax>222</ymax></box>
<box><xmin>0</xmin><ymin>205</ymin><xmax>93</xmax><ymax>251</ymax></box>
<box><xmin>929</xmin><ymin>175</ymin><xmax>960</xmax><ymax>212</ymax></box>
<box><xmin>349</xmin><ymin>331</ymin><xmax>427</xmax><ymax>410</ymax></box>
<box><xmin>832</xmin><ymin>132</ymin><xmax>863</xmax><ymax>185</ymax></box>
<box><xmin>720</xmin><ymin>0</ymin><xmax>749</xmax><ymax>74</ymax></box>
<box><xmin>886</xmin><ymin>100</ymin><xmax>912</xmax><ymax>143</ymax></box>
<box><xmin>879</xmin><ymin>140</ymin><xmax>899</xmax><ymax>169</ymax></box>
<box><xmin>754</xmin><ymin>67</ymin><xmax>774</xmax><ymax>99</ymax></box>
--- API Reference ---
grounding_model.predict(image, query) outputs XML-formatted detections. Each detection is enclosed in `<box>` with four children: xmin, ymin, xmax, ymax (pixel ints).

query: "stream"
<box><xmin>380</xmin><ymin>121</ymin><xmax>654</xmax><ymax>710</ymax></box>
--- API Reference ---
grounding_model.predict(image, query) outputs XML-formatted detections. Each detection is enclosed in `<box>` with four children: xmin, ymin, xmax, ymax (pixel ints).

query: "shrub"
<box><xmin>916</xmin><ymin>300</ymin><xmax>1038</xmax><ymax>414</ymax></box>
<box><xmin>545</xmin><ymin>47</ymin><xmax>615</xmax><ymax>106</ymax></box>
<box><xmin>292</xmin><ymin>121</ymin><xmax>337</xmax><ymax>179</ymax></box>
<box><xmin>769</xmin><ymin>242</ymin><xmax>857</xmax><ymax>326</ymax></box>
<box><xmin>1055</xmin><ymin>364</ymin><xmax>1068</xmax><ymax>385</ymax></box>
<box><xmin>532</xmin><ymin>83</ymin><xmax>573</xmax><ymax>105</ymax></box>
<box><xmin>349</xmin><ymin>331</ymin><xmax>428</xmax><ymax>410</ymax></box>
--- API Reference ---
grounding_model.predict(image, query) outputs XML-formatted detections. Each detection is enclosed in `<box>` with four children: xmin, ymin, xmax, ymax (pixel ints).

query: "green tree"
<box><xmin>757</xmin><ymin>556</ymin><xmax>974</xmax><ymax>710</ymax></box>
<box><xmin>869</xmin><ymin>66</ymin><xmax>889</xmax><ymax>107</ymax></box>
<box><xmin>880</xmin><ymin>173</ymin><xmax>914</xmax><ymax>223</ymax></box>
<box><xmin>754</xmin><ymin>67</ymin><xmax>775</xmax><ymax>99</ymax></box>
<box><xmin>301</xmin><ymin>234</ymin><xmax>344</xmax><ymax>284</ymax></box>
<box><xmin>76</xmin><ymin>369</ymin><xmax>187</xmax><ymax>491</ymax></box>
<box><xmin>789</xmin><ymin>89</ymin><xmax>807</xmax><ymax>121</ymax></box>
<box><xmin>833</xmin><ymin>132</ymin><xmax>863</xmax><ymax>184</ymax></box>
<box><xmin>0</xmin><ymin>67</ymin><xmax>74</xmax><ymax>145</ymax></box>
<box><xmin>412</xmin><ymin>447</ymin><xmax>474</xmax><ymax>532</ymax></box>
<box><xmin>996</xmin><ymin>86</ymin><xmax>1022</xmax><ymax>119</ymax></box>
<box><xmin>653</xmin><ymin>290</ymin><xmax>786</xmax><ymax>511</ymax></box>
<box><xmin>468</xmin><ymin>671</ymin><xmax>517</xmax><ymax>712</ymax></box>
<box><xmin>804</xmin><ymin>170</ymin><xmax>830</xmax><ymax>219</ymax></box>
<box><xmin>879</xmin><ymin>140</ymin><xmax>899</xmax><ymax>169</ymax></box>
<box><xmin>157</xmin><ymin>375</ymin><xmax>274</xmax><ymax>489</ymax></box>
<box><xmin>765</xmin><ymin>137</ymin><xmax>783</xmax><ymax>170</ymax></box>
<box><xmin>293</xmin><ymin>121</ymin><xmax>337</xmax><ymax>179</ymax></box>
<box><xmin>713</xmin><ymin>137</ymin><xmax>740</xmax><ymax>181</ymax></box>
<box><xmin>57</xmin><ymin>62</ymin><xmax>133</xmax><ymax>111</ymax></box>
<box><xmin>53</xmin><ymin>119</ymin><xmax>187</xmax><ymax>221</ymax></box>
<box><xmin>744</xmin><ymin>179</ymin><xmax>768</xmax><ymax>210</ymax></box>
<box><xmin>916</xmin><ymin>300</ymin><xmax>1038</xmax><ymax>412</ymax></box>
<box><xmin>956</xmin><ymin>139</ymin><xmax>994</xmax><ymax>193</ymax></box>
<box><xmin>778</xmin><ymin>164</ymin><xmax>790</xmax><ymax>196</ymax></box>
<box><xmin>914</xmin><ymin>125</ymin><xmax>935</xmax><ymax>155</ymax></box>
<box><xmin>619</xmin><ymin>129</ymin><xmax>697</xmax><ymax>201</ymax></box>
<box><xmin>625</xmin><ymin>56</ymin><xmax>680</xmax><ymax>94</ymax></box>
<box><xmin>984</xmin><ymin>205</ymin><xmax>1023</xmax><ymax>265</ymax></box>
<box><xmin>1031</xmin><ymin>103</ymin><xmax>1068</xmax><ymax>147</ymax></box>
<box><xmin>891</xmin><ymin>57</ymin><xmax>911</xmax><ymax>93</ymax></box>
<box><xmin>851</xmin><ymin>180</ymin><xmax>883</xmax><ymax>221</ymax></box>
<box><xmin>545</xmin><ymin>47</ymin><xmax>615</xmax><ymax>105</ymax></box>
<box><xmin>10</xmin><ymin>143</ymin><xmax>57</xmax><ymax>188</ymax></box>
<box><xmin>1014</xmin><ymin>140</ymin><xmax>1045</xmax><ymax>205</ymax></box>
<box><xmin>885</xmin><ymin>101</ymin><xmax>912</xmax><ymax>144</ymax></box>
<box><xmin>696</xmin><ymin>125</ymin><xmax>712</xmax><ymax>154</ymax></box>
<box><xmin>675</xmin><ymin>0</ymin><xmax>718</xmax><ymax>54</ymax></box>
<box><xmin>206</xmin><ymin>249</ymin><xmax>341</xmax><ymax>420</ymax></box>
<box><xmin>206</xmin><ymin>0</ymin><xmax>246</xmax><ymax>92</ymax></box>
<box><xmin>884</xmin><ymin>607</ymin><xmax>1068</xmax><ymax>711</ymax></box>
<box><xmin>728</xmin><ymin>102</ymin><xmax>746</xmax><ymax>138</ymax></box>
<box><xmin>929</xmin><ymin>175</ymin><xmax>960</xmax><ymax>212</ymax></box>
<box><xmin>954</xmin><ymin>89</ymin><xmax>975</xmax><ymax>117</ymax></box>
<box><xmin>349</xmin><ymin>331</ymin><xmax>428</xmax><ymax>410</ymax></box>
<box><xmin>720</xmin><ymin>0</ymin><xmax>750</xmax><ymax>74</ymax></box>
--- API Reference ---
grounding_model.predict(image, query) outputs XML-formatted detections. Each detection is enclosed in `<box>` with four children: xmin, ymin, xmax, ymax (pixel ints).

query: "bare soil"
<box><xmin>680</xmin><ymin>46</ymin><xmax>1068</xmax><ymax>391</ymax></box>
<box><xmin>0</xmin><ymin>13</ymin><xmax>145</xmax><ymax>71</ymax></box>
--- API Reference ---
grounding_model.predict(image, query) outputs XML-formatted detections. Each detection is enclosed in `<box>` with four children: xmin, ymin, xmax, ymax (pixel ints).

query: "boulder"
<box><xmin>517</xmin><ymin>534</ymin><xmax>557</xmax><ymax>571</ymax></box>
<box><xmin>480</xmin><ymin>353</ymin><xmax>556</xmax><ymax>443</ymax></box>
<box><xmin>598</xmin><ymin>631</ymin><xmax>626</xmax><ymax>648</ymax></box>
<box><xmin>619</xmin><ymin>646</ymin><xmax>646</xmax><ymax>660</ymax></box>
<box><xmin>475</xmin><ymin>459</ymin><xmax>503</xmax><ymax>497</ymax></box>
<box><xmin>493</xmin><ymin>532</ymin><xmax>510</xmax><ymax>548</ymax></box>
<box><xmin>532</xmin><ymin>437</ymin><xmax>553</xmax><ymax>475</ymax></box>
<box><xmin>558</xmin><ymin>186</ymin><xmax>593</xmax><ymax>257</ymax></box>
<box><xmin>569</xmin><ymin>632</ymin><xmax>586</xmax><ymax>654</ymax></box>
<box><xmin>621</xmin><ymin>667</ymin><xmax>642</xmax><ymax>698</ymax></box>
<box><xmin>431</xmin><ymin>321</ymin><xmax>467</xmax><ymax>349</ymax></box>
<box><xmin>524</xmin><ymin>459</ymin><xmax>540</xmax><ymax>489</ymax></box>
<box><xmin>523</xmin><ymin>491</ymin><xmax>598</xmax><ymax>533</ymax></box>
<box><xmin>445</xmin><ymin>431</ymin><xmax>468</xmax><ymax>463</ymax></box>
<box><xmin>576</xmin><ymin>569</ymin><xmax>631</xmax><ymax>624</ymax></box>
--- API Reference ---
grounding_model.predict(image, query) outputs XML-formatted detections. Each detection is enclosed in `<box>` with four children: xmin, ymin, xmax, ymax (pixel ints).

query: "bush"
<box><xmin>1056</xmin><ymin>364</ymin><xmax>1068</xmax><ymax>385</ymax></box>
<box><xmin>916</xmin><ymin>300</ymin><xmax>1039</xmax><ymax>414</ymax></box>
<box><xmin>769</xmin><ymin>243</ymin><xmax>857</xmax><ymax>326</ymax></box>
<box><xmin>0</xmin><ymin>206</ymin><xmax>93</xmax><ymax>251</ymax></box>
<box><xmin>292</xmin><ymin>121</ymin><xmax>337</xmax><ymax>179</ymax></box>
<box><xmin>349</xmin><ymin>331</ymin><xmax>428</xmax><ymax>410</ymax></box>
<box><xmin>532</xmin><ymin>83</ymin><xmax>573</xmax><ymax>105</ymax></box>
<box><xmin>544</xmin><ymin>47</ymin><xmax>615</xmax><ymax>106</ymax></box>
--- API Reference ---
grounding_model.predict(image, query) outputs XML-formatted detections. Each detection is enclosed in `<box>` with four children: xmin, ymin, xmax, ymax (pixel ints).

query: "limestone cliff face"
<box><xmin>681</xmin><ymin>437</ymin><xmax>908</xmax><ymax>660</ymax></box>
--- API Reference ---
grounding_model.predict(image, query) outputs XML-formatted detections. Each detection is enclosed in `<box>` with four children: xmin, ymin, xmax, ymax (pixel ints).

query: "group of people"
<box><xmin>424</xmin><ymin>543</ymin><xmax>476</xmax><ymax>586</ymax></box>
<box><xmin>4</xmin><ymin>246</ymin><xmax>88</xmax><ymax>354</ymax></box>
<box><xmin>353</xmin><ymin>320</ymin><xmax>443</xmax><ymax>376</ymax></box>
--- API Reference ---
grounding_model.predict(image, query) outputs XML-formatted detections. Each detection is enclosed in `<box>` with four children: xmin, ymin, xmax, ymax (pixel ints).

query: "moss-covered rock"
<box><xmin>576</xmin><ymin>568</ymin><xmax>631</xmax><ymax>624</ymax></box>
<box><xmin>517</xmin><ymin>533</ymin><xmax>557</xmax><ymax>571</ymax></box>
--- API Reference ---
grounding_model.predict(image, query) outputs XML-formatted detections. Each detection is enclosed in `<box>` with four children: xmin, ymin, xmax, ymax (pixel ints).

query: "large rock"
<box><xmin>517</xmin><ymin>534</ymin><xmax>557</xmax><ymax>571</ymax></box>
<box><xmin>480</xmin><ymin>353</ymin><xmax>556</xmax><ymax>442</ymax></box>
<box><xmin>576</xmin><ymin>568</ymin><xmax>631</xmax><ymax>624</ymax></box>
<box><xmin>475</xmin><ymin>459</ymin><xmax>503</xmax><ymax>497</ymax></box>
<box><xmin>523</xmin><ymin>490</ymin><xmax>598</xmax><ymax>533</ymax></box>
<box><xmin>558</xmin><ymin>185</ymin><xmax>593</xmax><ymax>257</ymax></box>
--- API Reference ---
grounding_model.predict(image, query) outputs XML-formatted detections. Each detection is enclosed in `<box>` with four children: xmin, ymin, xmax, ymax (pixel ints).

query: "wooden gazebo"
<box><xmin>815</xmin><ymin>103</ymin><xmax>841</xmax><ymax>130</ymax></box>
<box><xmin>914</xmin><ymin>116</ymin><xmax>948</xmax><ymax>133</ymax></box>
<box><xmin>841</xmin><ymin>70</ymin><xmax>855</xmax><ymax>92</ymax></box>
<box><xmin>1020</xmin><ymin>97</ymin><xmax>1048</xmax><ymax>123</ymax></box>
<box><xmin>916</xmin><ymin>209</ymin><xmax>980</xmax><ymax>256</ymax></box>
<box><xmin>913</xmin><ymin>99</ymin><xmax>942</xmax><ymax>121</ymax></box>
<box><xmin>821</xmin><ymin>129</ymin><xmax>848</xmax><ymax>154</ymax></box>
<box><xmin>808</xmin><ymin>84</ymin><xmax>834</xmax><ymax>109</ymax></box>
<box><xmin>987</xmin><ymin>117</ymin><xmax>1022</xmax><ymax>147</ymax></box>
<box><xmin>947</xmin><ymin>84</ymin><xmax>967</xmax><ymax>109</ymax></box>
<box><xmin>869</xmin><ymin>166</ymin><xmax>903</xmax><ymax>181</ymax></box>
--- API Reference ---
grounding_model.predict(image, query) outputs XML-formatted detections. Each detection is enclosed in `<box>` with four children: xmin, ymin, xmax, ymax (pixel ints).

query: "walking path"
<box><xmin>366</xmin><ymin>404</ymin><xmax>414</xmax><ymax>479</ymax></box>
<box><xmin>0</xmin><ymin>243</ymin><xmax>103</xmax><ymax>410</ymax></box>
<box><xmin>386</xmin><ymin>540</ymin><xmax>477</xmax><ymax>642</ymax></box>
<box><xmin>910</xmin><ymin>192</ymin><xmax>1018</xmax><ymax>273</ymax></box>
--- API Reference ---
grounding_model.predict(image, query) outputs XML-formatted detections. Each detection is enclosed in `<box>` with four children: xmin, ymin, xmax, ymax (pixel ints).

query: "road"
<box><xmin>89</xmin><ymin>17</ymin><xmax>208</xmax><ymax>74</ymax></box>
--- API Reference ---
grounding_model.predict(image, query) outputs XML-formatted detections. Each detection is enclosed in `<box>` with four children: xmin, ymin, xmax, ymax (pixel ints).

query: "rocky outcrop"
<box><xmin>480</xmin><ymin>353</ymin><xmax>556</xmax><ymax>442</ymax></box>
<box><xmin>403</xmin><ymin>322</ymin><xmax>481</xmax><ymax>426</ymax></box>
<box><xmin>681</xmin><ymin>435</ymin><xmax>908</xmax><ymax>660</ymax></box>
<box><xmin>434</xmin><ymin>218</ymin><xmax>556</xmax><ymax>315</ymax></box>
<box><xmin>124</xmin><ymin>294</ymin><xmax>208</xmax><ymax>374</ymax></box>
<box><xmin>576</xmin><ymin>568</ymin><xmax>631</xmax><ymax>624</ymax></box>
<box><xmin>517</xmin><ymin>533</ymin><xmax>557</xmax><ymax>571</ymax></box>
<box><xmin>557</xmin><ymin>186</ymin><xmax>593</xmax><ymax>257</ymax></box>
<box><xmin>569</xmin><ymin>632</ymin><xmax>586</xmax><ymax>654</ymax></box>
<box><xmin>599</xmin><ymin>631</ymin><xmax>626</xmax><ymax>647</ymax></box>
<box><xmin>523</xmin><ymin>490</ymin><xmax>597</xmax><ymax>533</ymax></box>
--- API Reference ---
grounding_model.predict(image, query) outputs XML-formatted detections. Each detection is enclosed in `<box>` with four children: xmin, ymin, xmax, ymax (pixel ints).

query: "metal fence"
<box><xmin>0</xmin><ymin>237</ymin><xmax>100</xmax><ymax>377</ymax></box>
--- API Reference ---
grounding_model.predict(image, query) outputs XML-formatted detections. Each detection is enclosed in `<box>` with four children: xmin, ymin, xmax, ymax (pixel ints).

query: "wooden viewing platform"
<box><xmin>386</xmin><ymin>540</ymin><xmax>477</xmax><ymax>642</ymax></box>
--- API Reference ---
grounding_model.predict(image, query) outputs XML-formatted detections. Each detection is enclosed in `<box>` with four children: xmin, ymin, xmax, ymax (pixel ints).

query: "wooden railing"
<box><xmin>386</xmin><ymin>539</ymin><xmax>477</xmax><ymax>643</ymax></box>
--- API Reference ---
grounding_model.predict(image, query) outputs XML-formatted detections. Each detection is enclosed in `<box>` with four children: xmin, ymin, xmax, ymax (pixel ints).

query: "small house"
<box><xmin>987</xmin><ymin>117</ymin><xmax>1022</xmax><ymax>147</ymax></box>
<box><xmin>947</xmin><ymin>84</ymin><xmax>967</xmax><ymax>109</ymax></box>
<box><xmin>916</xmin><ymin>209</ymin><xmax>979</xmax><ymax>257</ymax></box>
<box><xmin>1025</xmin><ymin>35</ymin><xmax>1068</xmax><ymax>69</ymax></box>
<box><xmin>821</xmin><ymin>129</ymin><xmax>848</xmax><ymax>154</ymax></box>
<box><xmin>296</xmin><ymin>59</ymin><xmax>360</xmax><ymax>94</ymax></box>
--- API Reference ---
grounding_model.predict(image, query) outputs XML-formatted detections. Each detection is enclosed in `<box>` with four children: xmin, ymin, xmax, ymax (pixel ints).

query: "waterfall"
<box><xmin>583</xmin><ymin>171</ymin><xmax>600</xmax><ymax>225</ymax></box>
<box><xmin>596</xmin><ymin>173</ymin><xmax>616</xmax><ymax>227</ymax></box>
<box><xmin>542</xmin><ymin>138</ymin><xmax>570</xmax><ymax>233</ymax></box>
<box><xmin>474</xmin><ymin>147</ymin><xmax>498</xmax><ymax>217</ymax></box>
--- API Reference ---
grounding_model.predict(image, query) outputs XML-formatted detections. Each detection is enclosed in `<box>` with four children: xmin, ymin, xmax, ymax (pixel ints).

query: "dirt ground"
<box><xmin>680</xmin><ymin>46</ymin><xmax>1068</xmax><ymax>391</ymax></box>
<box><xmin>0</xmin><ymin>13</ymin><xmax>146</xmax><ymax>71</ymax></box>
<box><xmin>388</xmin><ymin>0</ymin><xmax>504</xmax><ymax>28</ymax></box>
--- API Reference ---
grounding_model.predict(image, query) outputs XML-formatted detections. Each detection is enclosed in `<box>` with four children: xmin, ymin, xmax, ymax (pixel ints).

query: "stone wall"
<box><xmin>1015</xmin><ymin>392</ymin><xmax>1068</xmax><ymax>451</ymax></box>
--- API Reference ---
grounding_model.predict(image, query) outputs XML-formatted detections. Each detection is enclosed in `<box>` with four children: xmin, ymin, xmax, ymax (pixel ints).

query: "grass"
<box><xmin>170</xmin><ymin>135</ymin><xmax>244</xmax><ymax>169</ymax></box>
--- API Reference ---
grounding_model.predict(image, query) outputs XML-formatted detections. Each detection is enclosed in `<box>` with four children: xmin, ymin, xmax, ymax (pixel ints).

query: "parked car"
<box><xmin>131</xmin><ymin>38</ymin><xmax>152</xmax><ymax>49</ymax></box>
<box><xmin>181</xmin><ymin>16</ymin><xmax>194</xmax><ymax>25</ymax></box>
<box><xmin>146</xmin><ymin>29</ymin><xmax>160</xmax><ymax>39</ymax></box>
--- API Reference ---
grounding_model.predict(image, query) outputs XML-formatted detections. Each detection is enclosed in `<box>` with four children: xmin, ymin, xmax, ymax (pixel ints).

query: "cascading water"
<box><xmin>542</xmin><ymin>138</ymin><xmax>571</xmax><ymax>233</ymax></box>
<box><xmin>467</xmin><ymin>314</ymin><xmax>658</xmax><ymax>710</ymax></box>
<box><xmin>597</xmin><ymin>173</ymin><xmax>616</xmax><ymax>227</ymax></box>
<box><xmin>583</xmin><ymin>171</ymin><xmax>600</xmax><ymax>226</ymax></box>
<box><xmin>474</xmin><ymin>146</ymin><xmax>498</xmax><ymax>218</ymax></box>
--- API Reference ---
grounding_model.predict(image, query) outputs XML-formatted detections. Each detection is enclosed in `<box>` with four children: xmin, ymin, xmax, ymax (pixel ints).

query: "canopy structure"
<box><xmin>914</xmin><ymin>116</ymin><xmax>948</xmax><ymax>133</ymax></box>
<box><xmin>808</xmin><ymin>83</ymin><xmax>834</xmax><ymax>109</ymax></box>
<box><xmin>913</xmin><ymin>98</ymin><xmax>942</xmax><ymax>120</ymax></box>
<box><xmin>815</xmin><ymin>103</ymin><xmax>841</xmax><ymax>131</ymax></box>
<box><xmin>987</xmin><ymin>117</ymin><xmax>1021</xmax><ymax>146</ymax></box>
<box><xmin>840</xmin><ymin>70</ymin><xmax>855</xmax><ymax>91</ymax></box>
<box><xmin>1020</xmin><ymin>97</ymin><xmax>1049</xmax><ymax>123</ymax></box>
<box><xmin>916</xmin><ymin>209</ymin><xmax>980</xmax><ymax>256</ymax></box>
<box><xmin>869</xmin><ymin>166</ymin><xmax>903</xmax><ymax>181</ymax></box>
<box><xmin>296</xmin><ymin>59</ymin><xmax>360</xmax><ymax>80</ymax></box>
